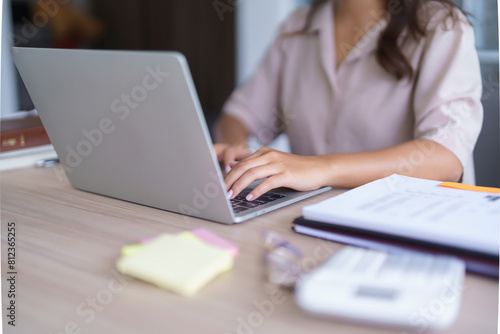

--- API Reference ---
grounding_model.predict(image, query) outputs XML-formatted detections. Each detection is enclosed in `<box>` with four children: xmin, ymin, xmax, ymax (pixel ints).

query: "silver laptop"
<box><xmin>11</xmin><ymin>47</ymin><xmax>331</xmax><ymax>224</ymax></box>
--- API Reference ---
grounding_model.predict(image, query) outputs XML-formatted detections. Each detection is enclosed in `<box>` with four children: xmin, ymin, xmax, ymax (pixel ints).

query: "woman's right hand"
<box><xmin>214</xmin><ymin>141</ymin><xmax>251</xmax><ymax>174</ymax></box>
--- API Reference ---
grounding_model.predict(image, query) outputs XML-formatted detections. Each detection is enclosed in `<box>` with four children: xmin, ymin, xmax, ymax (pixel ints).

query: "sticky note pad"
<box><xmin>139</xmin><ymin>236</ymin><xmax>156</xmax><ymax>244</ymax></box>
<box><xmin>176</xmin><ymin>232</ymin><xmax>233</xmax><ymax>271</ymax></box>
<box><xmin>121</xmin><ymin>243</ymin><xmax>144</xmax><ymax>257</ymax></box>
<box><xmin>176</xmin><ymin>231</ymin><xmax>204</xmax><ymax>243</ymax></box>
<box><xmin>116</xmin><ymin>234</ymin><xmax>233</xmax><ymax>296</ymax></box>
<box><xmin>190</xmin><ymin>229</ymin><xmax>239</xmax><ymax>257</ymax></box>
<box><xmin>122</xmin><ymin>234</ymin><xmax>203</xmax><ymax>258</ymax></box>
<box><xmin>138</xmin><ymin>230</ymin><xmax>239</xmax><ymax>257</ymax></box>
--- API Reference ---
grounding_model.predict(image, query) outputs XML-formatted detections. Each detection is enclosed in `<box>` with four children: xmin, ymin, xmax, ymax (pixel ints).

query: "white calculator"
<box><xmin>295</xmin><ymin>246</ymin><xmax>465</xmax><ymax>331</ymax></box>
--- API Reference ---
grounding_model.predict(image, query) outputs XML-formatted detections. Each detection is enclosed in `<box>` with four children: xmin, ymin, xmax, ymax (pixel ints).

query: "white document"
<box><xmin>302</xmin><ymin>175</ymin><xmax>500</xmax><ymax>256</ymax></box>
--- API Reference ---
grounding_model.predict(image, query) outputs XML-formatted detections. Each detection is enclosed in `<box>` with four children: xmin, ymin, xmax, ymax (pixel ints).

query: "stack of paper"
<box><xmin>116</xmin><ymin>229</ymin><xmax>238</xmax><ymax>296</ymax></box>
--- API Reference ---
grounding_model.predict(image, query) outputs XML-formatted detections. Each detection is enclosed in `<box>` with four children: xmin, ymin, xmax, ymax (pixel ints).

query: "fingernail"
<box><xmin>246</xmin><ymin>194</ymin><xmax>253</xmax><ymax>201</ymax></box>
<box><xmin>227</xmin><ymin>190</ymin><xmax>233</xmax><ymax>199</ymax></box>
<box><xmin>225</xmin><ymin>165</ymin><xmax>231</xmax><ymax>174</ymax></box>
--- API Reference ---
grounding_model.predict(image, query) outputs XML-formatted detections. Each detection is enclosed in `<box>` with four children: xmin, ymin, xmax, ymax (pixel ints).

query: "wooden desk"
<box><xmin>1</xmin><ymin>166</ymin><xmax>498</xmax><ymax>334</ymax></box>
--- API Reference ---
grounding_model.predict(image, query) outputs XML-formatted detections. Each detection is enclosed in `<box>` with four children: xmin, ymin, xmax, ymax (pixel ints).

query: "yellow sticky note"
<box><xmin>122</xmin><ymin>233</ymin><xmax>203</xmax><ymax>257</ymax></box>
<box><xmin>176</xmin><ymin>231</ymin><xmax>232</xmax><ymax>271</ymax></box>
<box><xmin>116</xmin><ymin>234</ymin><xmax>233</xmax><ymax>296</ymax></box>
<box><xmin>121</xmin><ymin>243</ymin><xmax>144</xmax><ymax>257</ymax></box>
<box><xmin>177</xmin><ymin>231</ymin><xmax>203</xmax><ymax>243</ymax></box>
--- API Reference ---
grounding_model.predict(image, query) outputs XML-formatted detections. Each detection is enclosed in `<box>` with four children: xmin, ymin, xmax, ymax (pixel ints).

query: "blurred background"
<box><xmin>1</xmin><ymin>0</ymin><xmax>498</xmax><ymax>186</ymax></box>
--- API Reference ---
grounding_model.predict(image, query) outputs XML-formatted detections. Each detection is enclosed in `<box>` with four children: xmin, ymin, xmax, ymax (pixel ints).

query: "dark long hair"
<box><xmin>301</xmin><ymin>0</ymin><xmax>469</xmax><ymax>80</ymax></box>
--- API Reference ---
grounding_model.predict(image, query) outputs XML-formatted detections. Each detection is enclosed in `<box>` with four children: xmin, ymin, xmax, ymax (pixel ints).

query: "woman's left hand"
<box><xmin>225</xmin><ymin>147</ymin><xmax>330</xmax><ymax>201</ymax></box>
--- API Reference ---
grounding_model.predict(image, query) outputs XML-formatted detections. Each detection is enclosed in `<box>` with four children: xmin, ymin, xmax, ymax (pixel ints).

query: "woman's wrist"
<box><xmin>314</xmin><ymin>154</ymin><xmax>340</xmax><ymax>189</ymax></box>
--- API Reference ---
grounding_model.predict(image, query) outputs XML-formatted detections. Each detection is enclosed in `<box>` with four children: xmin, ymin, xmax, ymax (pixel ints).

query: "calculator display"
<box><xmin>355</xmin><ymin>286</ymin><xmax>398</xmax><ymax>300</ymax></box>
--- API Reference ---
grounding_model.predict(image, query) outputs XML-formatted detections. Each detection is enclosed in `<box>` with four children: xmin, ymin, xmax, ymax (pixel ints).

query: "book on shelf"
<box><xmin>1</xmin><ymin>112</ymin><xmax>51</xmax><ymax>152</ymax></box>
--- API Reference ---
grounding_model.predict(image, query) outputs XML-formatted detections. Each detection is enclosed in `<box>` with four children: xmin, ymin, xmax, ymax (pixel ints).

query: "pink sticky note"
<box><xmin>190</xmin><ymin>229</ymin><xmax>239</xmax><ymax>257</ymax></box>
<box><xmin>139</xmin><ymin>237</ymin><xmax>156</xmax><ymax>244</ymax></box>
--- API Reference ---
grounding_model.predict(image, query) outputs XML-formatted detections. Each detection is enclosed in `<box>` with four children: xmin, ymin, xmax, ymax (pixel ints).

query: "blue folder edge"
<box><xmin>293</xmin><ymin>217</ymin><xmax>499</xmax><ymax>278</ymax></box>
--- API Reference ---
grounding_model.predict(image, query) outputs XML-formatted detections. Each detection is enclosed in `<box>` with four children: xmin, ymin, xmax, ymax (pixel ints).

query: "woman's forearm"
<box><xmin>321</xmin><ymin>139</ymin><xmax>463</xmax><ymax>188</ymax></box>
<box><xmin>223</xmin><ymin>139</ymin><xmax>464</xmax><ymax>200</ymax></box>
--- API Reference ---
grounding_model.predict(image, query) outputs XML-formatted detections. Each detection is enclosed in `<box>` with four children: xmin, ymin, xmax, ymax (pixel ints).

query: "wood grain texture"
<box><xmin>1</xmin><ymin>166</ymin><xmax>498</xmax><ymax>334</ymax></box>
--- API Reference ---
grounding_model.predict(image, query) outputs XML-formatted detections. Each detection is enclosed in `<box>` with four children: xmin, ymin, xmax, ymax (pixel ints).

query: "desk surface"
<box><xmin>1</xmin><ymin>166</ymin><xmax>498</xmax><ymax>334</ymax></box>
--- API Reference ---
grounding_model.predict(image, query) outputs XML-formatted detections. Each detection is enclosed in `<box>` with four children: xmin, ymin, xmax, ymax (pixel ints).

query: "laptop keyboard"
<box><xmin>230</xmin><ymin>189</ymin><xmax>286</xmax><ymax>214</ymax></box>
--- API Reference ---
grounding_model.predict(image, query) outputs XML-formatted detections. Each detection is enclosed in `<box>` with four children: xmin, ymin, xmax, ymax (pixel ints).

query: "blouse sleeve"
<box><xmin>412</xmin><ymin>11</ymin><xmax>484</xmax><ymax>169</ymax></box>
<box><xmin>221</xmin><ymin>17</ymin><xmax>293</xmax><ymax>145</ymax></box>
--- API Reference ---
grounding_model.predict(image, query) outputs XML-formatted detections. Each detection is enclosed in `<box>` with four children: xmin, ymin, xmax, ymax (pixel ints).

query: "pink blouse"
<box><xmin>222</xmin><ymin>1</ymin><xmax>483</xmax><ymax>172</ymax></box>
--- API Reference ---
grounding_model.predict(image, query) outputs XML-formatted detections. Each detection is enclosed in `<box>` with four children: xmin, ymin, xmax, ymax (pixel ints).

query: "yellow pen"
<box><xmin>439</xmin><ymin>182</ymin><xmax>500</xmax><ymax>194</ymax></box>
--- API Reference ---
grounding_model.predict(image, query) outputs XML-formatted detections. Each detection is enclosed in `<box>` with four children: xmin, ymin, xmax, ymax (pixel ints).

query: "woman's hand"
<box><xmin>225</xmin><ymin>147</ymin><xmax>330</xmax><ymax>201</ymax></box>
<box><xmin>213</xmin><ymin>141</ymin><xmax>251</xmax><ymax>173</ymax></box>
